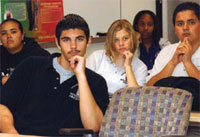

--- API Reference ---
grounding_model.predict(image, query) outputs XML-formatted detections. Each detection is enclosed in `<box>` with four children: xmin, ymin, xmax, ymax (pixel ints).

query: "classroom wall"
<box><xmin>45</xmin><ymin>0</ymin><xmax>156</xmax><ymax>56</ymax></box>
<box><xmin>162</xmin><ymin>0</ymin><xmax>170</xmax><ymax>42</ymax></box>
<box><xmin>62</xmin><ymin>0</ymin><xmax>155</xmax><ymax>37</ymax></box>
<box><xmin>38</xmin><ymin>0</ymin><xmax>200</xmax><ymax>50</ymax></box>
<box><xmin>121</xmin><ymin>0</ymin><xmax>156</xmax><ymax>23</ymax></box>
<box><xmin>62</xmin><ymin>0</ymin><xmax>120</xmax><ymax>37</ymax></box>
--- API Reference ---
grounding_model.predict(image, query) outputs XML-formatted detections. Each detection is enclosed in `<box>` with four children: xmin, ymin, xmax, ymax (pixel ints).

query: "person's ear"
<box><xmin>55</xmin><ymin>39</ymin><xmax>61</xmax><ymax>50</ymax></box>
<box><xmin>87</xmin><ymin>36</ymin><xmax>92</xmax><ymax>48</ymax></box>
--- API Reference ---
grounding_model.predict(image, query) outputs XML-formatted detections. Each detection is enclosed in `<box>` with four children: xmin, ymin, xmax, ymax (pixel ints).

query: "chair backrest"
<box><xmin>99</xmin><ymin>86</ymin><xmax>193</xmax><ymax>137</ymax></box>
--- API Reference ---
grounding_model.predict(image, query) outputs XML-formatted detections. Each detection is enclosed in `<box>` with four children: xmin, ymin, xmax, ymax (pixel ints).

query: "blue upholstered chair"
<box><xmin>99</xmin><ymin>86</ymin><xmax>193</xmax><ymax>137</ymax></box>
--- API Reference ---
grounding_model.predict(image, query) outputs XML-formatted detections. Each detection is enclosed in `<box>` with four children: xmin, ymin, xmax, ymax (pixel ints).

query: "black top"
<box><xmin>139</xmin><ymin>41</ymin><xmax>161</xmax><ymax>70</ymax></box>
<box><xmin>1</xmin><ymin>54</ymin><xmax>109</xmax><ymax>136</ymax></box>
<box><xmin>0</xmin><ymin>37</ymin><xmax>50</xmax><ymax>76</ymax></box>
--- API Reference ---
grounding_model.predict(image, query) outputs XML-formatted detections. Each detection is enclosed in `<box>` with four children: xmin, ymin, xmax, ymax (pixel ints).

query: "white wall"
<box><xmin>45</xmin><ymin>0</ymin><xmax>156</xmax><ymax>56</ymax></box>
<box><xmin>62</xmin><ymin>0</ymin><xmax>120</xmax><ymax>37</ymax></box>
<box><xmin>121</xmin><ymin>0</ymin><xmax>156</xmax><ymax>23</ymax></box>
<box><xmin>62</xmin><ymin>0</ymin><xmax>156</xmax><ymax>36</ymax></box>
<box><xmin>162</xmin><ymin>0</ymin><xmax>168</xmax><ymax>40</ymax></box>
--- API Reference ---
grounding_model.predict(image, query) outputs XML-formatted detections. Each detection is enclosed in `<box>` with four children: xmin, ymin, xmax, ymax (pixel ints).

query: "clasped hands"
<box><xmin>171</xmin><ymin>37</ymin><xmax>193</xmax><ymax>66</ymax></box>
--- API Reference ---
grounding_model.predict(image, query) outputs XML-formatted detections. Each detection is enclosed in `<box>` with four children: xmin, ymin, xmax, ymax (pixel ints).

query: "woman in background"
<box><xmin>0</xmin><ymin>18</ymin><xmax>50</xmax><ymax>85</ymax></box>
<box><xmin>133</xmin><ymin>10</ymin><xmax>171</xmax><ymax>71</ymax></box>
<box><xmin>87</xmin><ymin>19</ymin><xmax>147</xmax><ymax>95</ymax></box>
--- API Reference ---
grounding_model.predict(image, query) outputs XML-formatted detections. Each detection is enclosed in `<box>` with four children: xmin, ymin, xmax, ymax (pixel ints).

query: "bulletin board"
<box><xmin>1</xmin><ymin>0</ymin><xmax>64</xmax><ymax>42</ymax></box>
<box><xmin>63</xmin><ymin>0</ymin><xmax>121</xmax><ymax>37</ymax></box>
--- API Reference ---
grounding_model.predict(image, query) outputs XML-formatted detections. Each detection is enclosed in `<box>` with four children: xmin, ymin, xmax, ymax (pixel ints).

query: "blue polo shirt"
<box><xmin>1</xmin><ymin>53</ymin><xmax>109</xmax><ymax>136</ymax></box>
<box><xmin>139</xmin><ymin>42</ymin><xmax>161</xmax><ymax>70</ymax></box>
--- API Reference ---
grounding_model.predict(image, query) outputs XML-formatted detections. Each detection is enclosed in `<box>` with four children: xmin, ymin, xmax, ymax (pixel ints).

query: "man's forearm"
<box><xmin>184</xmin><ymin>61</ymin><xmax>200</xmax><ymax>80</ymax></box>
<box><xmin>77</xmin><ymin>73</ymin><xmax>103</xmax><ymax>132</ymax></box>
<box><xmin>0</xmin><ymin>104</ymin><xmax>18</xmax><ymax>134</ymax></box>
<box><xmin>147</xmin><ymin>61</ymin><xmax>175</xmax><ymax>86</ymax></box>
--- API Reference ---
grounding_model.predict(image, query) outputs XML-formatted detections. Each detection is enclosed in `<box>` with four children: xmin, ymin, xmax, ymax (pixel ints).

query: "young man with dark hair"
<box><xmin>147</xmin><ymin>2</ymin><xmax>200</xmax><ymax>110</ymax></box>
<box><xmin>0</xmin><ymin>14</ymin><xmax>109</xmax><ymax>136</ymax></box>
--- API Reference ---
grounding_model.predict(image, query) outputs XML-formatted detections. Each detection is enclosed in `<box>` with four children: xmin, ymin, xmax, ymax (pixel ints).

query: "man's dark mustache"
<box><xmin>68</xmin><ymin>50</ymin><xmax>80</xmax><ymax>54</ymax></box>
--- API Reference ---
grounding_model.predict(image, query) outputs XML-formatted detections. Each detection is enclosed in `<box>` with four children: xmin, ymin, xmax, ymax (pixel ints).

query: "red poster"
<box><xmin>35</xmin><ymin>0</ymin><xmax>63</xmax><ymax>42</ymax></box>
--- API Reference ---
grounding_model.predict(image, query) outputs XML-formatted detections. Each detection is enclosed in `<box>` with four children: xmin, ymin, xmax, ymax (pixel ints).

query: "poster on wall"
<box><xmin>1</xmin><ymin>0</ymin><xmax>64</xmax><ymax>42</ymax></box>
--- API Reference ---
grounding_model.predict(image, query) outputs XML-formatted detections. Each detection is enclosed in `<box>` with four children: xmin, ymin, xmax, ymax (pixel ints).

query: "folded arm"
<box><xmin>147</xmin><ymin>39</ymin><xmax>200</xmax><ymax>85</ymax></box>
<box><xmin>184</xmin><ymin>60</ymin><xmax>200</xmax><ymax>80</ymax></box>
<box><xmin>182</xmin><ymin>39</ymin><xmax>200</xmax><ymax>80</ymax></box>
<box><xmin>147</xmin><ymin>60</ymin><xmax>176</xmax><ymax>86</ymax></box>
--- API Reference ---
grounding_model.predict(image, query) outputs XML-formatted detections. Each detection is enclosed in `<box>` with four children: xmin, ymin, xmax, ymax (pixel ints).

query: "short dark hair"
<box><xmin>133</xmin><ymin>10</ymin><xmax>161</xmax><ymax>43</ymax></box>
<box><xmin>0</xmin><ymin>18</ymin><xmax>24</xmax><ymax>34</ymax></box>
<box><xmin>173</xmin><ymin>2</ymin><xmax>200</xmax><ymax>25</ymax></box>
<box><xmin>55</xmin><ymin>14</ymin><xmax>90</xmax><ymax>45</ymax></box>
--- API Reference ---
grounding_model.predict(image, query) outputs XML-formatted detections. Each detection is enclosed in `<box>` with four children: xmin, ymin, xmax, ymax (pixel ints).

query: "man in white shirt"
<box><xmin>147</xmin><ymin>2</ymin><xmax>200</xmax><ymax>111</ymax></box>
<box><xmin>147</xmin><ymin>2</ymin><xmax>200</xmax><ymax>85</ymax></box>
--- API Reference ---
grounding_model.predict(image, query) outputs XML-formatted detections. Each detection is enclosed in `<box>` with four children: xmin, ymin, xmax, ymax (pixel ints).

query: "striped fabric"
<box><xmin>99</xmin><ymin>86</ymin><xmax>192</xmax><ymax>137</ymax></box>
